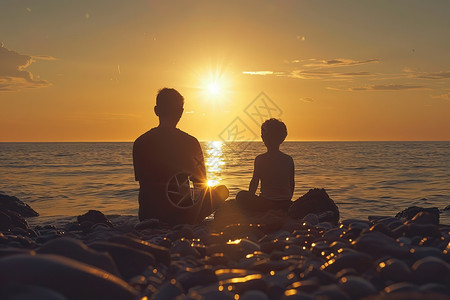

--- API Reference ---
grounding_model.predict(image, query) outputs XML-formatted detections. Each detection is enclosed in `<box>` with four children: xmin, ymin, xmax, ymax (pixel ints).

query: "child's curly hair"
<box><xmin>261</xmin><ymin>118</ymin><xmax>287</xmax><ymax>146</ymax></box>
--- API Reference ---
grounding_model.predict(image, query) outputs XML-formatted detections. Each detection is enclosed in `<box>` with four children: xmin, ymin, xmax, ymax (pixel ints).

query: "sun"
<box><xmin>207</xmin><ymin>82</ymin><xmax>221</xmax><ymax>95</ymax></box>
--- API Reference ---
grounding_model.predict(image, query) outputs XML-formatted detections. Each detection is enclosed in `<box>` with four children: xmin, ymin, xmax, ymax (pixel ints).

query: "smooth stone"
<box><xmin>260</xmin><ymin>239</ymin><xmax>291</xmax><ymax>254</ymax></box>
<box><xmin>0</xmin><ymin>247</ymin><xmax>35</xmax><ymax>258</ymax></box>
<box><xmin>240</xmin><ymin>290</ymin><xmax>270</xmax><ymax>300</ymax></box>
<box><xmin>376</xmin><ymin>258</ymin><xmax>411</xmax><ymax>282</ymax></box>
<box><xmin>352</xmin><ymin>231</ymin><xmax>409</xmax><ymax>258</ymax></box>
<box><xmin>282</xmin><ymin>289</ymin><xmax>315</xmax><ymax>299</ymax></box>
<box><xmin>0</xmin><ymin>283</ymin><xmax>68</xmax><ymax>300</ymax></box>
<box><xmin>323</xmin><ymin>228</ymin><xmax>345</xmax><ymax>242</ymax></box>
<box><xmin>407</xmin><ymin>211</ymin><xmax>440</xmax><ymax>225</ymax></box>
<box><xmin>172</xmin><ymin>239</ymin><xmax>201</xmax><ymax>258</ymax></box>
<box><xmin>410</xmin><ymin>246</ymin><xmax>444</xmax><ymax>261</ymax></box>
<box><xmin>287</xmin><ymin>279</ymin><xmax>319</xmax><ymax>293</ymax></box>
<box><xmin>108</xmin><ymin>235</ymin><xmax>170</xmax><ymax>265</ymax></box>
<box><xmin>77</xmin><ymin>210</ymin><xmax>113</xmax><ymax>228</ymax></box>
<box><xmin>89</xmin><ymin>241</ymin><xmax>155</xmax><ymax>279</ymax></box>
<box><xmin>338</xmin><ymin>276</ymin><xmax>377</xmax><ymax>299</ymax></box>
<box><xmin>411</xmin><ymin>256</ymin><xmax>449</xmax><ymax>284</ymax></box>
<box><xmin>219</xmin><ymin>274</ymin><xmax>267</xmax><ymax>294</ymax></box>
<box><xmin>288</xmin><ymin>189</ymin><xmax>340</xmax><ymax>225</ymax></box>
<box><xmin>384</xmin><ymin>282</ymin><xmax>419</xmax><ymax>294</ymax></box>
<box><xmin>395</xmin><ymin>206</ymin><xmax>440</xmax><ymax>223</ymax></box>
<box><xmin>38</xmin><ymin>237</ymin><xmax>120</xmax><ymax>276</ymax></box>
<box><xmin>214</xmin><ymin>268</ymin><xmax>260</xmax><ymax>281</ymax></box>
<box><xmin>419</xmin><ymin>283</ymin><xmax>450</xmax><ymax>294</ymax></box>
<box><xmin>313</xmin><ymin>284</ymin><xmax>350</xmax><ymax>300</ymax></box>
<box><xmin>205</xmin><ymin>253</ymin><xmax>230</xmax><ymax>266</ymax></box>
<box><xmin>321</xmin><ymin>251</ymin><xmax>373</xmax><ymax>274</ymax></box>
<box><xmin>249</xmin><ymin>258</ymin><xmax>291</xmax><ymax>272</ymax></box>
<box><xmin>135</xmin><ymin>218</ymin><xmax>160</xmax><ymax>230</ymax></box>
<box><xmin>303</xmin><ymin>214</ymin><xmax>319</xmax><ymax>226</ymax></box>
<box><xmin>152</xmin><ymin>280</ymin><xmax>184</xmax><ymax>300</ymax></box>
<box><xmin>239</xmin><ymin>238</ymin><xmax>261</xmax><ymax>253</ymax></box>
<box><xmin>369</xmin><ymin>223</ymin><xmax>395</xmax><ymax>237</ymax></box>
<box><xmin>301</xmin><ymin>264</ymin><xmax>338</xmax><ymax>285</ymax></box>
<box><xmin>335</xmin><ymin>268</ymin><xmax>358</xmax><ymax>279</ymax></box>
<box><xmin>0</xmin><ymin>209</ymin><xmax>29</xmax><ymax>231</ymax></box>
<box><xmin>187</xmin><ymin>287</ymin><xmax>234</xmax><ymax>300</ymax></box>
<box><xmin>0</xmin><ymin>254</ymin><xmax>137</xmax><ymax>300</ymax></box>
<box><xmin>176</xmin><ymin>267</ymin><xmax>217</xmax><ymax>291</ymax></box>
<box><xmin>316</xmin><ymin>222</ymin><xmax>334</xmax><ymax>231</ymax></box>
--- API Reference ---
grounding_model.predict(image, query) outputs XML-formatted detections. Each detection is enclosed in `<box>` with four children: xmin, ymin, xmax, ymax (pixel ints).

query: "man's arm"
<box><xmin>249</xmin><ymin>158</ymin><xmax>260</xmax><ymax>195</ymax></box>
<box><xmin>132</xmin><ymin>141</ymin><xmax>140</xmax><ymax>182</ymax></box>
<box><xmin>190</xmin><ymin>140</ymin><xmax>207</xmax><ymax>184</ymax></box>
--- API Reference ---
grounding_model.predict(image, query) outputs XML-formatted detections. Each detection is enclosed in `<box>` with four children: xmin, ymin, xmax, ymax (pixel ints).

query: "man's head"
<box><xmin>154</xmin><ymin>88</ymin><xmax>184</xmax><ymax>126</ymax></box>
<box><xmin>261</xmin><ymin>118</ymin><xmax>287</xmax><ymax>148</ymax></box>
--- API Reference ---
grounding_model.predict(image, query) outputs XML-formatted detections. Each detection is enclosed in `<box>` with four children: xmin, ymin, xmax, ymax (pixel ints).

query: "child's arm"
<box><xmin>290</xmin><ymin>159</ymin><xmax>295</xmax><ymax>198</ymax></box>
<box><xmin>248</xmin><ymin>158</ymin><xmax>260</xmax><ymax>195</ymax></box>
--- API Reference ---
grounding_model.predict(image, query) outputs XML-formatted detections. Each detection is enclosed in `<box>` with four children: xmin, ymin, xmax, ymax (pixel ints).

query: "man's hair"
<box><xmin>261</xmin><ymin>118</ymin><xmax>287</xmax><ymax>146</ymax></box>
<box><xmin>156</xmin><ymin>88</ymin><xmax>184</xmax><ymax>116</ymax></box>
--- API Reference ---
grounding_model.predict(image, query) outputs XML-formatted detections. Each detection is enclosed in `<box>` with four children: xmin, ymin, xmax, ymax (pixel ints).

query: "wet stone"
<box><xmin>411</xmin><ymin>256</ymin><xmax>449</xmax><ymax>284</ymax></box>
<box><xmin>338</xmin><ymin>276</ymin><xmax>377</xmax><ymax>299</ymax></box>
<box><xmin>376</xmin><ymin>258</ymin><xmax>411</xmax><ymax>283</ymax></box>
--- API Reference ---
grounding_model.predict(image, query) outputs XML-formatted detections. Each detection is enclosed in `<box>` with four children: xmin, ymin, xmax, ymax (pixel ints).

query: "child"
<box><xmin>236</xmin><ymin>118</ymin><xmax>294</xmax><ymax>211</ymax></box>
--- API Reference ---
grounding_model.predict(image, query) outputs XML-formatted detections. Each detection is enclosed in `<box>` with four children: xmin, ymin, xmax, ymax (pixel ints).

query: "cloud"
<box><xmin>289</xmin><ymin>70</ymin><xmax>373</xmax><ymax>80</ymax></box>
<box><xmin>299</xmin><ymin>97</ymin><xmax>314</xmax><ymax>102</ymax></box>
<box><xmin>431</xmin><ymin>92</ymin><xmax>450</xmax><ymax>100</ymax></box>
<box><xmin>293</xmin><ymin>58</ymin><xmax>380</xmax><ymax>68</ymax></box>
<box><xmin>416</xmin><ymin>71</ymin><xmax>450</xmax><ymax>80</ymax></box>
<box><xmin>0</xmin><ymin>43</ymin><xmax>51</xmax><ymax>91</ymax></box>
<box><xmin>242</xmin><ymin>71</ymin><xmax>280</xmax><ymax>75</ymax></box>
<box><xmin>243</xmin><ymin>58</ymin><xmax>378</xmax><ymax>80</ymax></box>
<box><xmin>347</xmin><ymin>84</ymin><xmax>427</xmax><ymax>91</ymax></box>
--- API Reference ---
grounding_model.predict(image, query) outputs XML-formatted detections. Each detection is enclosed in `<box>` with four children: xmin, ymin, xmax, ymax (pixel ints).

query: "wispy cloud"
<box><xmin>299</xmin><ymin>97</ymin><xmax>314</xmax><ymax>102</ymax></box>
<box><xmin>431</xmin><ymin>92</ymin><xmax>450</xmax><ymax>100</ymax></box>
<box><xmin>331</xmin><ymin>84</ymin><xmax>428</xmax><ymax>91</ymax></box>
<box><xmin>242</xmin><ymin>71</ymin><xmax>281</xmax><ymax>75</ymax></box>
<box><xmin>296</xmin><ymin>58</ymin><xmax>380</xmax><ymax>68</ymax></box>
<box><xmin>416</xmin><ymin>71</ymin><xmax>450</xmax><ymax>80</ymax></box>
<box><xmin>0</xmin><ymin>43</ymin><xmax>52</xmax><ymax>91</ymax></box>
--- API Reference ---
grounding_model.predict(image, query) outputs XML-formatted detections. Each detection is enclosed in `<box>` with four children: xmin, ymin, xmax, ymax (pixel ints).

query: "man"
<box><xmin>133</xmin><ymin>88</ymin><xmax>228</xmax><ymax>224</ymax></box>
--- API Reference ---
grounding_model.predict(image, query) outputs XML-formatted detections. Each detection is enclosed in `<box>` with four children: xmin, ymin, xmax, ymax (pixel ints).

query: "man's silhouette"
<box><xmin>133</xmin><ymin>88</ymin><xmax>228</xmax><ymax>224</ymax></box>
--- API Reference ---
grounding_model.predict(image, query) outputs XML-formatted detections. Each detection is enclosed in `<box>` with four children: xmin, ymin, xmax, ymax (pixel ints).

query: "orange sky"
<box><xmin>1</xmin><ymin>1</ymin><xmax>449</xmax><ymax>141</ymax></box>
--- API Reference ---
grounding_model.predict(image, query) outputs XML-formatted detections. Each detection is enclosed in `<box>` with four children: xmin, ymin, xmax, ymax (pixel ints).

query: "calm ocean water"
<box><xmin>0</xmin><ymin>142</ymin><xmax>449</xmax><ymax>224</ymax></box>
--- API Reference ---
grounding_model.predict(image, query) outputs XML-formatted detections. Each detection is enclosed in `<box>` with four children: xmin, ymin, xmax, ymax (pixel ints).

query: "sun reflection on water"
<box><xmin>205</xmin><ymin>141</ymin><xmax>225</xmax><ymax>186</ymax></box>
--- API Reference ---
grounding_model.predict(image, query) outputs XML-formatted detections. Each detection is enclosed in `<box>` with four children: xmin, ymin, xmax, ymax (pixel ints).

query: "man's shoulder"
<box><xmin>134</xmin><ymin>127</ymin><xmax>200</xmax><ymax>147</ymax></box>
<box><xmin>134</xmin><ymin>128</ymin><xmax>157</xmax><ymax>146</ymax></box>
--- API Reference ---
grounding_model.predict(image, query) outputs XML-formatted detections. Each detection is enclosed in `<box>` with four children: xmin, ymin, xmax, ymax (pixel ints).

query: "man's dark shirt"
<box><xmin>133</xmin><ymin>127</ymin><xmax>206</xmax><ymax>220</ymax></box>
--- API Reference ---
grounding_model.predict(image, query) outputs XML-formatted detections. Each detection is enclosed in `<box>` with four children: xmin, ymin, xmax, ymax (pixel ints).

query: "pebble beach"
<box><xmin>1</xmin><ymin>192</ymin><xmax>449</xmax><ymax>300</ymax></box>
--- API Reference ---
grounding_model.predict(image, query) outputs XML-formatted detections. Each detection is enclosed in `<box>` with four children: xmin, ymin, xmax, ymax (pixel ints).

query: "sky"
<box><xmin>1</xmin><ymin>0</ymin><xmax>449</xmax><ymax>142</ymax></box>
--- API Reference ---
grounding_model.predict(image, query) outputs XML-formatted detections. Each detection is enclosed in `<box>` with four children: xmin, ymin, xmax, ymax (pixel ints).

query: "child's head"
<box><xmin>261</xmin><ymin>118</ymin><xmax>287</xmax><ymax>148</ymax></box>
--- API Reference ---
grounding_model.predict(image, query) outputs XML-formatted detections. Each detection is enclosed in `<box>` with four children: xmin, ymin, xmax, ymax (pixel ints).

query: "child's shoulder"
<box><xmin>280</xmin><ymin>151</ymin><xmax>294</xmax><ymax>163</ymax></box>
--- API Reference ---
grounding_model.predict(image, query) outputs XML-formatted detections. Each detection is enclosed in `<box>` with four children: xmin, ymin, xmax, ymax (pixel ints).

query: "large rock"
<box><xmin>77</xmin><ymin>210</ymin><xmax>113</xmax><ymax>228</ymax></box>
<box><xmin>0</xmin><ymin>254</ymin><xmax>137</xmax><ymax>300</ymax></box>
<box><xmin>0</xmin><ymin>193</ymin><xmax>39</xmax><ymax>217</ymax></box>
<box><xmin>0</xmin><ymin>209</ymin><xmax>29</xmax><ymax>231</ymax></box>
<box><xmin>395</xmin><ymin>206</ymin><xmax>440</xmax><ymax>224</ymax></box>
<box><xmin>288</xmin><ymin>189</ymin><xmax>340</xmax><ymax>225</ymax></box>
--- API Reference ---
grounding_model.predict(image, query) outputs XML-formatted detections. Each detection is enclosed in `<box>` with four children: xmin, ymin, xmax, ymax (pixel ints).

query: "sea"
<box><xmin>1</xmin><ymin>141</ymin><xmax>449</xmax><ymax>225</ymax></box>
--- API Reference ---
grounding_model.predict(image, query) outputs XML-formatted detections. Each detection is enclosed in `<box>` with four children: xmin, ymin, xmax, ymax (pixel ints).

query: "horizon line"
<box><xmin>0</xmin><ymin>140</ymin><xmax>449</xmax><ymax>143</ymax></box>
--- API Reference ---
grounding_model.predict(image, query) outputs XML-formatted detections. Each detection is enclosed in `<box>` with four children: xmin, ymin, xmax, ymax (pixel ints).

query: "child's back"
<box><xmin>236</xmin><ymin>118</ymin><xmax>294</xmax><ymax>211</ymax></box>
<box><xmin>255</xmin><ymin>151</ymin><xmax>294</xmax><ymax>201</ymax></box>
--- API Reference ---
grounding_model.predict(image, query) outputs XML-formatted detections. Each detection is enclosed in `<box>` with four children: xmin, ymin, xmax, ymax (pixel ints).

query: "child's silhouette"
<box><xmin>236</xmin><ymin>118</ymin><xmax>294</xmax><ymax>211</ymax></box>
